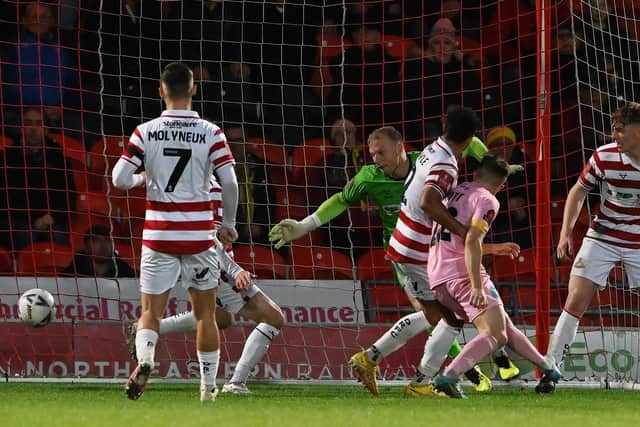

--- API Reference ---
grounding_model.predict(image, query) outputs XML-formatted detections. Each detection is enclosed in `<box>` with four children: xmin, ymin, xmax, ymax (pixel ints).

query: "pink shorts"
<box><xmin>432</xmin><ymin>276</ymin><xmax>503</xmax><ymax>322</ymax></box>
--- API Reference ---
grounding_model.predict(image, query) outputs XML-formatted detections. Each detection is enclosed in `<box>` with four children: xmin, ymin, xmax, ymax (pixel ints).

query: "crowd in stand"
<box><xmin>0</xmin><ymin>0</ymin><xmax>639</xmax><ymax>277</ymax></box>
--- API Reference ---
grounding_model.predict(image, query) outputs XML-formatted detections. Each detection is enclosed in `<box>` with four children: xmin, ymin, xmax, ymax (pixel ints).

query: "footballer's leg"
<box><xmin>127</xmin><ymin>309</ymin><xmax>231</xmax><ymax>362</ymax></box>
<box><xmin>493</xmin><ymin>347</ymin><xmax>520</xmax><ymax>381</ymax></box>
<box><xmin>500</xmin><ymin>314</ymin><xmax>560</xmax><ymax>393</ymax></box>
<box><xmin>126</xmin><ymin>289</ymin><xmax>170</xmax><ymax>400</ymax></box>
<box><xmin>537</xmin><ymin>239</ymin><xmax>614</xmax><ymax>393</ymax></box>
<box><xmin>350</xmin><ymin>263</ymin><xmax>433</xmax><ymax>395</ymax></box>
<box><xmin>434</xmin><ymin>305</ymin><xmax>506</xmax><ymax>399</ymax></box>
<box><xmin>420</xmin><ymin>299</ymin><xmax>492</xmax><ymax>392</ymax></box>
<box><xmin>189</xmin><ymin>286</ymin><xmax>221</xmax><ymax>402</ymax></box>
<box><xmin>350</xmin><ymin>309</ymin><xmax>429</xmax><ymax>396</ymax></box>
<box><xmin>183</xmin><ymin>248</ymin><xmax>222</xmax><ymax>402</ymax></box>
<box><xmin>536</xmin><ymin>276</ymin><xmax>596</xmax><ymax>393</ymax></box>
<box><xmin>406</xmin><ymin>318</ymin><xmax>461</xmax><ymax>398</ymax></box>
<box><xmin>222</xmin><ymin>291</ymin><xmax>284</xmax><ymax>395</ymax></box>
<box><xmin>216</xmin><ymin>306</ymin><xmax>233</xmax><ymax>330</ymax></box>
<box><xmin>126</xmin><ymin>247</ymin><xmax>179</xmax><ymax>400</ymax></box>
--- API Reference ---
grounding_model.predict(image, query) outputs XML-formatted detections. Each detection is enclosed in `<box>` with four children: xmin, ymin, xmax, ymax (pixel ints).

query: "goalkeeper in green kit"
<box><xmin>269</xmin><ymin>126</ymin><xmax>520</xmax><ymax>395</ymax></box>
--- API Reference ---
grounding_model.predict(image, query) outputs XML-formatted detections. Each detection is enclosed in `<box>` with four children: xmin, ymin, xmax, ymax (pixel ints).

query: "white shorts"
<box><xmin>139</xmin><ymin>245</ymin><xmax>220</xmax><ymax>295</ymax></box>
<box><xmin>391</xmin><ymin>261</ymin><xmax>435</xmax><ymax>301</ymax></box>
<box><xmin>216</xmin><ymin>277</ymin><xmax>261</xmax><ymax>314</ymax></box>
<box><xmin>571</xmin><ymin>237</ymin><xmax>640</xmax><ymax>289</ymax></box>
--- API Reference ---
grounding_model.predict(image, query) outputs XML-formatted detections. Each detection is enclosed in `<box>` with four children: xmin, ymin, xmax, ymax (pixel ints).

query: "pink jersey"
<box><xmin>427</xmin><ymin>181</ymin><xmax>499</xmax><ymax>288</ymax></box>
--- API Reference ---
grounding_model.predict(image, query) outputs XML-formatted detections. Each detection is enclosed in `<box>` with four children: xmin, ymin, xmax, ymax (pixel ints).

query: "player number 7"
<box><xmin>163</xmin><ymin>148</ymin><xmax>192</xmax><ymax>192</ymax></box>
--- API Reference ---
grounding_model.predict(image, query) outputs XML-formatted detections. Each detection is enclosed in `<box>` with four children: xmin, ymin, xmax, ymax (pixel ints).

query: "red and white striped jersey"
<box><xmin>387</xmin><ymin>138</ymin><xmax>458</xmax><ymax>264</ymax></box>
<box><xmin>578</xmin><ymin>142</ymin><xmax>640</xmax><ymax>249</ymax></box>
<box><xmin>122</xmin><ymin>109</ymin><xmax>234</xmax><ymax>254</ymax></box>
<box><xmin>210</xmin><ymin>178</ymin><xmax>223</xmax><ymax>230</ymax></box>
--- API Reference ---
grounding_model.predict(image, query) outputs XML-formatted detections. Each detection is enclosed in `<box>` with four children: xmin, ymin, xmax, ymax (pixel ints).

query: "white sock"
<box><xmin>198</xmin><ymin>350</ymin><xmax>220</xmax><ymax>389</ymax></box>
<box><xmin>366</xmin><ymin>311</ymin><xmax>430</xmax><ymax>364</ymax></box>
<box><xmin>135</xmin><ymin>328</ymin><xmax>159</xmax><ymax>367</ymax></box>
<box><xmin>412</xmin><ymin>320</ymin><xmax>460</xmax><ymax>385</ymax></box>
<box><xmin>549</xmin><ymin>310</ymin><xmax>580</xmax><ymax>367</ymax></box>
<box><xmin>159</xmin><ymin>311</ymin><xmax>197</xmax><ymax>334</ymax></box>
<box><xmin>229</xmin><ymin>323</ymin><xmax>280</xmax><ymax>384</ymax></box>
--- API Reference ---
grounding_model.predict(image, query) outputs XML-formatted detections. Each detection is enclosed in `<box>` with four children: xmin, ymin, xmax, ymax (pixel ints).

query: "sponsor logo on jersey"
<box><xmin>162</xmin><ymin>120</ymin><xmax>198</xmax><ymax>128</ymax></box>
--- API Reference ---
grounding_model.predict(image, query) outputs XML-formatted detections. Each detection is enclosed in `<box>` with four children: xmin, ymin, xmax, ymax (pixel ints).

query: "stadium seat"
<box><xmin>273</xmin><ymin>187</ymin><xmax>308</xmax><ymax>221</ymax></box>
<box><xmin>246</xmin><ymin>137</ymin><xmax>288</xmax><ymax>186</ymax></box>
<box><xmin>246</xmin><ymin>137</ymin><xmax>288</xmax><ymax>165</ymax></box>
<box><xmin>232</xmin><ymin>245</ymin><xmax>287</xmax><ymax>280</ymax></box>
<box><xmin>48</xmin><ymin>133</ymin><xmax>89</xmax><ymax>193</ymax></box>
<box><xmin>112</xmin><ymin>187</ymin><xmax>146</xmax><ymax>221</ymax></box>
<box><xmin>0</xmin><ymin>247</ymin><xmax>14</xmax><ymax>273</ymax></box>
<box><xmin>288</xmin><ymin>228</ymin><xmax>327</xmax><ymax>248</ymax></box>
<box><xmin>289</xmin><ymin>246</ymin><xmax>354</xmax><ymax>280</ymax></box>
<box><xmin>550</xmin><ymin>196</ymin><xmax>591</xmax><ymax>227</ymax></box>
<box><xmin>17</xmin><ymin>242</ymin><xmax>74</xmax><ymax>275</ymax></box>
<box><xmin>552</xmin><ymin>221</ymin><xmax>589</xmax><ymax>283</ymax></box>
<box><xmin>0</xmin><ymin>134</ymin><xmax>14</xmax><ymax>149</ymax></box>
<box><xmin>382</xmin><ymin>35</ymin><xmax>417</xmax><ymax>60</ymax></box>
<box><xmin>76</xmin><ymin>191</ymin><xmax>111</xmax><ymax>217</ymax></box>
<box><xmin>365</xmin><ymin>283</ymin><xmax>409</xmax><ymax>323</ymax></box>
<box><xmin>289</xmin><ymin>142</ymin><xmax>337</xmax><ymax>185</ymax></box>
<box><xmin>492</xmin><ymin>247</ymin><xmax>536</xmax><ymax>283</ymax></box>
<box><xmin>87</xmin><ymin>136</ymin><xmax>128</xmax><ymax>190</ymax></box>
<box><xmin>48</xmin><ymin>134</ymin><xmax>86</xmax><ymax>166</ymax></box>
<box><xmin>356</xmin><ymin>247</ymin><xmax>394</xmax><ymax>281</ymax></box>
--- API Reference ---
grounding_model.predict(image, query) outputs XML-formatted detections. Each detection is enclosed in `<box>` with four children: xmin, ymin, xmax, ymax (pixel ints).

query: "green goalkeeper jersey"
<box><xmin>339</xmin><ymin>151</ymin><xmax>420</xmax><ymax>249</ymax></box>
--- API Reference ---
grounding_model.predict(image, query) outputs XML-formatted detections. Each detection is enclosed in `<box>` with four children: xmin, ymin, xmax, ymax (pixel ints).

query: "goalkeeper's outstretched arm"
<box><xmin>268</xmin><ymin>193</ymin><xmax>349</xmax><ymax>249</ymax></box>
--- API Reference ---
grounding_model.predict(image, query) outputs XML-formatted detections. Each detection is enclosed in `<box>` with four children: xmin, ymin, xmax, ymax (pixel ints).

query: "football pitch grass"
<box><xmin>1</xmin><ymin>383</ymin><xmax>636</xmax><ymax>427</ymax></box>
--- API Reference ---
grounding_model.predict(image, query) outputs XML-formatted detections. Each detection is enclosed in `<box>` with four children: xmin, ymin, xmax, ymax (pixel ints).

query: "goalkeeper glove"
<box><xmin>460</xmin><ymin>136</ymin><xmax>488</xmax><ymax>162</ymax></box>
<box><xmin>268</xmin><ymin>215</ymin><xmax>321</xmax><ymax>249</ymax></box>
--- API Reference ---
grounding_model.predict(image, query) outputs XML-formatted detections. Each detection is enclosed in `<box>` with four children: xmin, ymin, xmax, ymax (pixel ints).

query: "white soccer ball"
<box><xmin>18</xmin><ymin>288</ymin><xmax>55</xmax><ymax>328</ymax></box>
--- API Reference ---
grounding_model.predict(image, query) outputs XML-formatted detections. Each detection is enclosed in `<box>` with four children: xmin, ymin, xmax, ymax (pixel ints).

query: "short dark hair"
<box><xmin>477</xmin><ymin>154</ymin><xmax>509</xmax><ymax>186</ymax></box>
<box><xmin>612</xmin><ymin>102</ymin><xmax>640</xmax><ymax>126</ymax></box>
<box><xmin>161</xmin><ymin>62</ymin><xmax>193</xmax><ymax>99</ymax></box>
<box><xmin>368</xmin><ymin>126</ymin><xmax>403</xmax><ymax>144</ymax></box>
<box><xmin>443</xmin><ymin>105</ymin><xmax>479</xmax><ymax>143</ymax></box>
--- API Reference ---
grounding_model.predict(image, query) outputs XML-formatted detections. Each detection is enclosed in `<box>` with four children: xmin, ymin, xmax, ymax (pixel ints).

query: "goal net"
<box><xmin>0</xmin><ymin>0</ymin><xmax>639</xmax><ymax>387</ymax></box>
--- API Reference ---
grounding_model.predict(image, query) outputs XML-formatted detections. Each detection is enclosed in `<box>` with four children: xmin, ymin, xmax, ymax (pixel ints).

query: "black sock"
<box><xmin>494</xmin><ymin>355</ymin><xmax>511</xmax><ymax>369</ymax></box>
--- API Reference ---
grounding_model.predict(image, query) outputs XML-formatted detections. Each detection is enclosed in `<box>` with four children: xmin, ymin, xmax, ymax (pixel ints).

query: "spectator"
<box><xmin>318</xmin><ymin>118</ymin><xmax>375</xmax><ymax>254</ymax></box>
<box><xmin>63</xmin><ymin>225</ymin><xmax>135</xmax><ymax>278</ymax></box>
<box><xmin>226</xmin><ymin>128</ymin><xmax>273</xmax><ymax>245</ymax></box>
<box><xmin>484</xmin><ymin>126</ymin><xmax>535</xmax><ymax>249</ymax></box>
<box><xmin>0</xmin><ymin>107</ymin><xmax>75</xmax><ymax>251</ymax></box>
<box><xmin>199</xmin><ymin>60</ymin><xmax>262</xmax><ymax>139</ymax></box>
<box><xmin>403</xmin><ymin>18</ymin><xmax>481</xmax><ymax>144</ymax></box>
<box><xmin>325</xmin><ymin>119</ymin><xmax>363</xmax><ymax>190</ymax></box>
<box><xmin>332</xmin><ymin>19</ymin><xmax>401</xmax><ymax>136</ymax></box>
<box><xmin>1</xmin><ymin>2</ymin><xmax>81</xmax><ymax>138</ymax></box>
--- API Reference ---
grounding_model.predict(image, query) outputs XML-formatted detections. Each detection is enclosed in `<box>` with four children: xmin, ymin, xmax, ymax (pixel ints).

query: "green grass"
<box><xmin>1</xmin><ymin>383</ymin><xmax>637</xmax><ymax>427</ymax></box>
